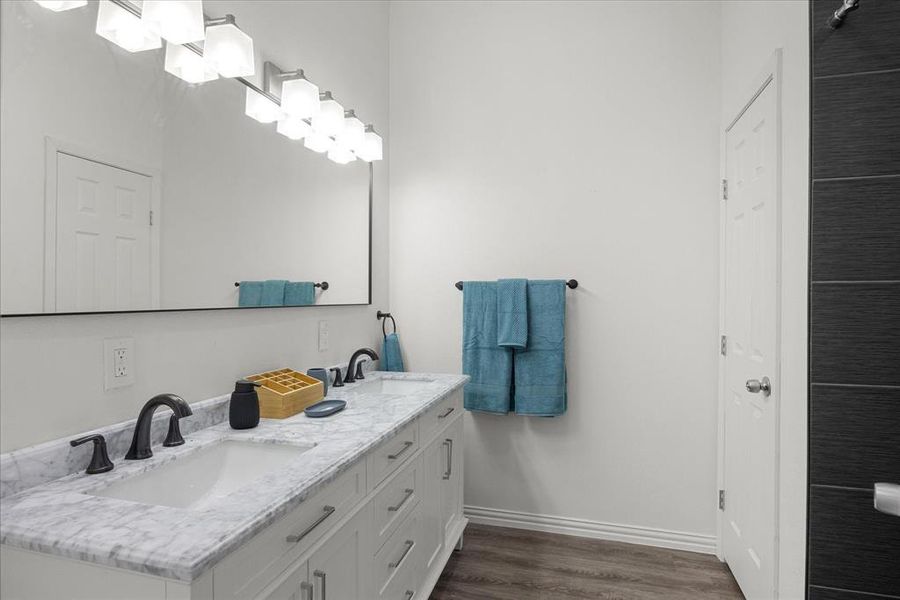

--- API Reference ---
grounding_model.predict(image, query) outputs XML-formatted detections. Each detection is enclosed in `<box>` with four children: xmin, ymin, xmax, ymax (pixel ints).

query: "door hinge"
<box><xmin>719</xmin><ymin>489</ymin><xmax>725</xmax><ymax>511</ymax></box>
<box><xmin>720</xmin><ymin>335</ymin><xmax>727</xmax><ymax>356</ymax></box>
<box><xmin>149</xmin><ymin>210</ymin><xmax>154</xmax><ymax>226</ymax></box>
<box><xmin>721</xmin><ymin>178</ymin><xmax>728</xmax><ymax>200</ymax></box>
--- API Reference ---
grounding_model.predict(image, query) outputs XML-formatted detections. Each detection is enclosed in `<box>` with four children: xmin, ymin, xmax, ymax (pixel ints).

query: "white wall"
<box><xmin>0</xmin><ymin>0</ymin><xmax>390</xmax><ymax>452</ymax></box>
<box><xmin>720</xmin><ymin>3</ymin><xmax>809</xmax><ymax>598</ymax></box>
<box><xmin>389</xmin><ymin>1</ymin><xmax>722</xmax><ymax>539</ymax></box>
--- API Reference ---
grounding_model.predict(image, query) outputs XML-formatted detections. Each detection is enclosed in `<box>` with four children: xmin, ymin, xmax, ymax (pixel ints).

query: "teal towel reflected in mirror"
<box><xmin>383</xmin><ymin>333</ymin><xmax>405</xmax><ymax>372</ymax></box>
<box><xmin>238</xmin><ymin>281</ymin><xmax>263</xmax><ymax>306</ymax></box>
<box><xmin>285</xmin><ymin>282</ymin><xmax>315</xmax><ymax>306</ymax></box>
<box><xmin>260</xmin><ymin>280</ymin><xmax>288</xmax><ymax>306</ymax></box>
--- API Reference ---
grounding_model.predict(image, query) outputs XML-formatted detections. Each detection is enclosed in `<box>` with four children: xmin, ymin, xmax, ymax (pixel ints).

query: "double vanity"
<box><xmin>0</xmin><ymin>372</ymin><xmax>468</xmax><ymax>600</ymax></box>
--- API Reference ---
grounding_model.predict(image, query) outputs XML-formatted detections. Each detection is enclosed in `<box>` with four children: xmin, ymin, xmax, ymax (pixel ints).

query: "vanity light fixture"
<box><xmin>204</xmin><ymin>15</ymin><xmax>255</xmax><ymax>78</ymax></box>
<box><xmin>337</xmin><ymin>110</ymin><xmax>366</xmax><ymax>153</ymax></box>
<box><xmin>311</xmin><ymin>92</ymin><xmax>345</xmax><ymax>138</ymax></box>
<box><xmin>304</xmin><ymin>130</ymin><xmax>334</xmax><ymax>154</ymax></box>
<box><xmin>245</xmin><ymin>87</ymin><xmax>283</xmax><ymax>124</ymax></box>
<box><xmin>327</xmin><ymin>145</ymin><xmax>356</xmax><ymax>165</ymax></box>
<box><xmin>96</xmin><ymin>0</ymin><xmax>162</xmax><ymax>53</ymax></box>
<box><xmin>276</xmin><ymin>117</ymin><xmax>312</xmax><ymax>141</ymax></box>
<box><xmin>355</xmin><ymin>125</ymin><xmax>383</xmax><ymax>162</ymax></box>
<box><xmin>141</xmin><ymin>0</ymin><xmax>205</xmax><ymax>45</ymax></box>
<box><xmin>164</xmin><ymin>42</ymin><xmax>218</xmax><ymax>84</ymax></box>
<box><xmin>33</xmin><ymin>0</ymin><xmax>87</xmax><ymax>11</ymax></box>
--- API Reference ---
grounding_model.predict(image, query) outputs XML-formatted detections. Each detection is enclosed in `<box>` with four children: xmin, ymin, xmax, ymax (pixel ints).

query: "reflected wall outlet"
<box><xmin>318</xmin><ymin>320</ymin><xmax>329</xmax><ymax>352</ymax></box>
<box><xmin>104</xmin><ymin>337</ymin><xmax>135</xmax><ymax>390</ymax></box>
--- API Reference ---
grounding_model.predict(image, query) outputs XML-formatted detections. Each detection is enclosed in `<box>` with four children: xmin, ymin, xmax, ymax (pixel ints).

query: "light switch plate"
<box><xmin>104</xmin><ymin>337</ymin><xmax>135</xmax><ymax>390</ymax></box>
<box><xmin>318</xmin><ymin>320</ymin><xmax>329</xmax><ymax>352</ymax></box>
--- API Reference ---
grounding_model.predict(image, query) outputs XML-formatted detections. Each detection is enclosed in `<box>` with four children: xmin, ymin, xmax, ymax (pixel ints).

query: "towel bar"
<box><xmin>235</xmin><ymin>281</ymin><xmax>329</xmax><ymax>290</ymax></box>
<box><xmin>454</xmin><ymin>279</ymin><xmax>578</xmax><ymax>290</ymax></box>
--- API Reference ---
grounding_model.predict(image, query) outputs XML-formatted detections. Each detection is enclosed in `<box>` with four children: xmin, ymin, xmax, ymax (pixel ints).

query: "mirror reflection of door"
<box><xmin>54</xmin><ymin>153</ymin><xmax>155</xmax><ymax>312</ymax></box>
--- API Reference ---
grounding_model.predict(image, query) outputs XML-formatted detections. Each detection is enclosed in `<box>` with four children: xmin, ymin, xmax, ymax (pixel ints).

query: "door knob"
<box><xmin>745</xmin><ymin>376</ymin><xmax>771</xmax><ymax>396</ymax></box>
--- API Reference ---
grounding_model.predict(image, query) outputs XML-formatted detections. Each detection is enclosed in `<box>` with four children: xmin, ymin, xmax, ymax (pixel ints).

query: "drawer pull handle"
<box><xmin>443</xmin><ymin>438</ymin><xmax>453</xmax><ymax>480</ymax></box>
<box><xmin>300</xmin><ymin>582</ymin><xmax>313</xmax><ymax>600</ymax></box>
<box><xmin>314</xmin><ymin>570</ymin><xmax>327</xmax><ymax>600</ymax></box>
<box><xmin>438</xmin><ymin>406</ymin><xmax>455</xmax><ymax>419</ymax></box>
<box><xmin>389</xmin><ymin>540</ymin><xmax>415</xmax><ymax>569</ymax></box>
<box><xmin>404</xmin><ymin>591</ymin><xmax>415</xmax><ymax>600</ymax></box>
<box><xmin>388</xmin><ymin>440</ymin><xmax>414</xmax><ymax>460</ymax></box>
<box><xmin>388</xmin><ymin>488</ymin><xmax>415</xmax><ymax>512</ymax></box>
<box><xmin>286</xmin><ymin>505</ymin><xmax>336</xmax><ymax>543</ymax></box>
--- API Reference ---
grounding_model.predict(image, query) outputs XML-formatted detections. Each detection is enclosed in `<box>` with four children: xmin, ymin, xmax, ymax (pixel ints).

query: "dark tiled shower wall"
<box><xmin>808</xmin><ymin>1</ymin><xmax>900</xmax><ymax>598</ymax></box>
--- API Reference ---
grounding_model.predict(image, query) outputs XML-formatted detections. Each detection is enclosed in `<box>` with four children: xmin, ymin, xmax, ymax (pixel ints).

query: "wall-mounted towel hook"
<box><xmin>827</xmin><ymin>0</ymin><xmax>859</xmax><ymax>29</ymax></box>
<box><xmin>377</xmin><ymin>310</ymin><xmax>397</xmax><ymax>338</ymax></box>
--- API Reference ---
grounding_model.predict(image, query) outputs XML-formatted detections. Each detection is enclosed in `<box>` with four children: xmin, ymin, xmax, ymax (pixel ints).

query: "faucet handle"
<box><xmin>163</xmin><ymin>414</ymin><xmax>186</xmax><ymax>447</ymax></box>
<box><xmin>330</xmin><ymin>367</ymin><xmax>344</xmax><ymax>387</ymax></box>
<box><xmin>355</xmin><ymin>359</ymin><xmax>367</xmax><ymax>380</ymax></box>
<box><xmin>70</xmin><ymin>434</ymin><xmax>114</xmax><ymax>475</ymax></box>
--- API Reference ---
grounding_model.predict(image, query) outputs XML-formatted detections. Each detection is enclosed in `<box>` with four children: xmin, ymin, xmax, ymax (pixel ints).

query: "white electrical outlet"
<box><xmin>104</xmin><ymin>337</ymin><xmax>135</xmax><ymax>390</ymax></box>
<box><xmin>318</xmin><ymin>320</ymin><xmax>329</xmax><ymax>352</ymax></box>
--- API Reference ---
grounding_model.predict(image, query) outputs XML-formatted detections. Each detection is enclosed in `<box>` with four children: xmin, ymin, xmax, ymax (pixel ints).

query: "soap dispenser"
<box><xmin>230</xmin><ymin>380</ymin><xmax>261</xmax><ymax>430</ymax></box>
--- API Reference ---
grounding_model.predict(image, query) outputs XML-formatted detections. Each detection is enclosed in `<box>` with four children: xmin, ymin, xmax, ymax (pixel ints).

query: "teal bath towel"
<box><xmin>285</xmin><ymin>282</ymin><xmax>315</xmax><ymax>306</ymax></box>
<box><xmin>383</xmin><ymin>332</ymin><xmax>405</xmax><ymax>372</ymax></box>
<box><xmin>514</xmin><ymin>280</ymin><xmax>567</xmax><ymax>416</ymax></box>
<box><xmin>238</xmin><ymin>281</ymin><xmax>263</xmax><ymax>306</ymax></box>
<box><xmin>497</xmin><ymin>278</ymin><xmax>528</xmax><ymax>349</ymax></box>
<box><xmin>462</xmin><ymin>282</ymin><xmax>513</xmax><ymax>414</ymax></box>
<box><xmin>261</xmin><ymin>280</ymin><xmax>287</xmax><ymax>306</ymax></box>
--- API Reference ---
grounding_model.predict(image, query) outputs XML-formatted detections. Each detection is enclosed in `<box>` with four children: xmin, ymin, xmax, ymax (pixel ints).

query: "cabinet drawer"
<box><xmin>214</xmin><ymin>461</ymin><xmax>365</xmax><ymax>600</ymax></box>
<box><xmin>373</xmin><ymin>505</ymin><xmax>422</xmax><ymax>598</ymax></box>
<box><xmin>373</xmin><ymin>455</ymin><xmax>421</xmax><ymax>552</ymax></box>
<box><xmin>367</xmin><ymin>421</ymin><xmax>418</xmax><ymax>491</ymax></box>
<box><xmin>418</xmin><ymin>390</ymin><xmax>461</xmax><ymax>446</ymax></box>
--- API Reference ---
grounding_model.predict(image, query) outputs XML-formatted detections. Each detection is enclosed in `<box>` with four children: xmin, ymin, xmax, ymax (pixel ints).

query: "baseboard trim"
<box><xmin>464</xmin><ymin>505</ymin><xmax>716</xmax><ymax>555</ymax></box>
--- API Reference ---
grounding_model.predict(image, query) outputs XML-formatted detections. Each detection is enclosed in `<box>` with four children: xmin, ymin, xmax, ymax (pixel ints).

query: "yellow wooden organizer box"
<box><xmin>244</xmin><ymin>368</ymin><xmax>324</xmax><ymax>419</ymax></box>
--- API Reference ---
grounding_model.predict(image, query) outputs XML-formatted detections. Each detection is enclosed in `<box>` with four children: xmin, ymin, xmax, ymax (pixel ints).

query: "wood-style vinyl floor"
<box><xmin>430</xmin><ymin>524</ymin><xmax>745</xmax><ymax>600</ymax></box>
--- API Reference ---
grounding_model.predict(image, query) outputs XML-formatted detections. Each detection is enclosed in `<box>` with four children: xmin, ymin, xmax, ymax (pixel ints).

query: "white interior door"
<box><xmin>55</xmin><ymin>153</ymin><xmax>152</xmax><ymax>312</ymax></box>
<box><xmin>722</xmin><ymin>76</ymin><xmax>779</xmax><ymax>600</ymax></box>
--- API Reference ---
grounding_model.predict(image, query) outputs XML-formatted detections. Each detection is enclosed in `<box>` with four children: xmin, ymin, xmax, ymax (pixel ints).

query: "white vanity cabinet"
<box><xmin>0</xmin><ymin>389</ymin><xmax>466</xmax><ymax>600</ymax></box>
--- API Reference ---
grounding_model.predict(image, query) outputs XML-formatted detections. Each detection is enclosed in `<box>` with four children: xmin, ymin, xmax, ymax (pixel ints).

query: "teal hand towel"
<box><xmin>238</xmin><ymin>281</ymin><xmax>263</xmax><ymax>306</ymax></box>
<box><xmin>261</xmin><ymin>280</ymin><xmax>287</xmax><ymax>306</ymax></box>
<box><xmin>497</xmin><ymin>278</ymin><xmax>528</xmax><ymax>349</ymax></box>
<box><xmin>383</xmin><ymin>332</ymin><xmax>405</xmax><ymax>372</ymax></box>
<box><xmin>462</xmin><ymin>282</ymin><xmax>513</xmax><ymax>414</ymax></box>
<box><xmin>285</xmin><ymin>282</ymin><xmax>315</xmax><ymax>306</ymax></box>
<box><xmin>514</xmin><ymin>280</ymin><xmax>567</xmax><ymax>416</ymax></box>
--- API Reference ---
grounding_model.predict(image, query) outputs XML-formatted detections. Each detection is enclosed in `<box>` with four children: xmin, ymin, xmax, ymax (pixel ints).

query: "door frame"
<box><xmin>716</xmin><ymin>49</ymin><xmax>784</xmax><ymax>593</ymax></box>
<box><xmin>43</xmin><ymin>136</ymin><xmax>162</xmax><ymax>312</ymax></box>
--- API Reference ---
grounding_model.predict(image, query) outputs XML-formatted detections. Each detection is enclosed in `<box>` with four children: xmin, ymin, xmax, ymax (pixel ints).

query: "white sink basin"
<box><xmin>92</xmin><ymin>440</ymin><xmax>312</xmax><ymax>510</ymax></box>
<box><xmin>350</xmin><ymin>378</ymin><xmax>434</xmax><ymax>396</ymax></box>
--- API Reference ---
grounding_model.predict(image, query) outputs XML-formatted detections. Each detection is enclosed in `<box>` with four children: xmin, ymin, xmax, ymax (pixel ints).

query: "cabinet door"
<box><xmin>421</xmin><ymin>436</ymin><xmax>445</xmax><ymax>573</ymax></box>
<box><xmin>440</xmin><ymin>418</ymin><xmax>463</xmax><ymax>540</ymax></box>
<box><xmin>307</xmin><ymin>504</ymin><xmax>371</xmax><ymax>600</ymax></box>
<box><xmin>260</xmin><ymin>560</ymin><xmax>309</xmax><ymax>600</ymax></box>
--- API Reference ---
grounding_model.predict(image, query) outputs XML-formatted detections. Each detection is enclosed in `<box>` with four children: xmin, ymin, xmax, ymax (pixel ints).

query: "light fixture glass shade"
<box><xmin>281</xmin><ymin>78</ymin><xmax>320</xmax><ymax>120</ymax></box>
<box><xmin>164</xmin><ymin>42</ymin><xmax>218</xmax><ymax>83</ymax></box>
<box><xmin>327</xmin><ymin>145</ymin><xmax>356</xmax><ymax>165</ymax></box>
<box><xmin>304</xmin><ymin>131</ymin><xmax>334</xmax><ymax>154</ymax></box>
<box><xmin>204</xmin><ymin>22</ymin><xmax>254</xmax><ymax>78</ymax></box>
<box><xmin>337</xmin><ymin>115</ymin><xmax>365</xmax><ymax>152</ymax></box>
<box><xmin>142</xmin><ymin>0</ymin><xmax>205</xmax><ymax>45</ymax></box>
<box><xmin>276</xmin><ymin>117</ymin><xmax>311</xmax><ymax>141</ymax></box>
<box><xmin>34</xmin><ymin>0</ymin><xmax>87</xmax><ymax>11</ymax></box>
<box><xmin>356</xmin><ymin>130</ymin><xmax>383</xmax><ymax>162</ymax></box>
<box><xmin>96</xmin><ymin>0</ymin><xmax>162</xmax><ymax>53</ymax></box>
<box><xmin>245</xmin><ymin>88</ymin><xmax>283</xmax><ymax>123</ymax></box>
<box><xmin>311</xmin><ymin>97</ymin><xmax>344</xmax><ymax>138</ymax></box>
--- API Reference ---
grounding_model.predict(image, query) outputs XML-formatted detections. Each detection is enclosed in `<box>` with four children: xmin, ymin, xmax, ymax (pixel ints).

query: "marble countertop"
<box><xmin>0</xmin><ymin>372</ymin><xmax>468</xmax><ymax>582</ymax></box>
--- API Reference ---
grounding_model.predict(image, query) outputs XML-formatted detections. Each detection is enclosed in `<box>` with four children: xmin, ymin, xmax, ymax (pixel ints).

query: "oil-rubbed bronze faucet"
<box><xmin>125</xmin><ymin>394</ymin><xmax>193</xmax><ymax>460</ymax></box>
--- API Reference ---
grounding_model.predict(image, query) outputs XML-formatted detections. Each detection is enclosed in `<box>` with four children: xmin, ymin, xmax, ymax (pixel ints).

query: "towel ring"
<box><xmin>376</xmin><ymin>310</ymin><xmax>397</xmax><ymax>338</ymax></box>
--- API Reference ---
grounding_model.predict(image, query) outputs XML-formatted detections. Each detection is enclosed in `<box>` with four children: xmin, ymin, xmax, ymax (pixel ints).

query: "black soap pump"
<box><xmin>230</xmin><ymin>380</ymin><xmax>261</xmax><ymax>430</ymax></box>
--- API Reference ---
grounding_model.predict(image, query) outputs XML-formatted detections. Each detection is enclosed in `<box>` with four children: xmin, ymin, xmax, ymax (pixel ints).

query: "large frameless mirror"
<box><xmin>0</xmin><ymin>1</ymin><xmax>373</xmax><ymax>315</ymax></box>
